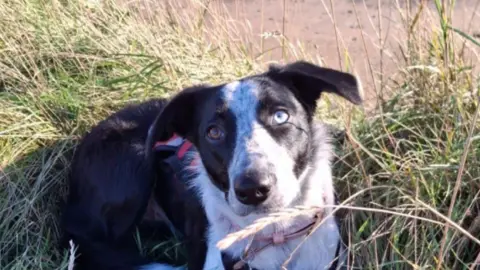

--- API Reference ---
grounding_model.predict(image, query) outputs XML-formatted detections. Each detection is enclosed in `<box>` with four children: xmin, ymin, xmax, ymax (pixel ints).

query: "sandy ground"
<box><xmin>208</xmin><ymin>0</ymin><xmax>480</xmax><ymax>105</ymax></box>
<box><xmin>124</xmin><ymin>0</ymin><xmax>480</xmax><ymax>106</ymax></box>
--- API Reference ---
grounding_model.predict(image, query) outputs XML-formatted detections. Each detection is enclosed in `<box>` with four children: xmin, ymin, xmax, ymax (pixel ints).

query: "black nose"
<box><xmin>234</xmin><ymin>172</ymin><xmax>273</xmax><ymax>206</ymax></box>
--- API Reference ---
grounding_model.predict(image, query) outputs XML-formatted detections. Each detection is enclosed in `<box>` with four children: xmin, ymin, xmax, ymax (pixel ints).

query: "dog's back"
<box><xmin>60</xmin><ymin>99</ymin><xmax>168</xmax><ymax>270</ymax></box>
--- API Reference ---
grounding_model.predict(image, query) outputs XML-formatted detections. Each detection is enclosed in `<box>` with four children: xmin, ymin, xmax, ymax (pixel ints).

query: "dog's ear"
<box><xmin>145</xmin><ymin>84</ymin><xmax>214</xmax><ymax>158</ymax></box>
<box><xmin>268</xmin><ymin>61</ymin><xmax>363</xmax><ymax>113</ymax></box>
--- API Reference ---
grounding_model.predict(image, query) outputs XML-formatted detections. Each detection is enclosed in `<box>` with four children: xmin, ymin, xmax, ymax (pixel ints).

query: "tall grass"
<box><xmin>0</xmin><ymin>0</ymin><xmax>256</xmax><ymax>268</ymax></box>
<box><xmin>0</xmin><ymin>0</ymin><xmax>478</xmax><ymax>269</ymax></box>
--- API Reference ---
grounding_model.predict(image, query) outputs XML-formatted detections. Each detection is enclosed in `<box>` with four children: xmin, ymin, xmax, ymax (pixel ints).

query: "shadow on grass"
<box><xmin>0</xmin><ymin>106</ymin><xmax>186</xmax><ymax>269</ymax></box>
<box><xmin>1</xmin><ymin>139</ymin><xmax>75</xmax><ymax>269</ymax></box>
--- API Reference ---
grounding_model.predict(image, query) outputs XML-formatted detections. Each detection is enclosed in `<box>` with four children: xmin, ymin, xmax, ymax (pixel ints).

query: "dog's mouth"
<box><xmin>256</xmin><ymin>209</ymin><xmax>320</xmax><ymax>236</ymax></box>
<box><xmin>225</xmin><ymin>188</ymin><xmax>300</xmax><ymax>218</ymax></box>
<box><xmin>224</xmin><ymin>202</ymin><xmax>321</xmax><ymax>234</ymax></box>
<box><xmin>227</xmin><ymin>198</ymin><xmax>278</xmax><ymax>217</ymax></box>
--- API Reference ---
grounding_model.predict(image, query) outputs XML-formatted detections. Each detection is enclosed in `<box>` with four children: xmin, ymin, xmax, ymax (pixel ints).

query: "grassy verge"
<box><xmin>333</xmin><ymin>2</ymin><xmax>480</xmax><ymax>269</ymax></box>
<box><xmin>0</xmin><ymin>0</ymin><xmax>256</xmax><ymax>268</ymax></box>
<box><xmin>0</xmin><ymin>0</ymin><xmax>478</xmax><ymax>269</ymax></box>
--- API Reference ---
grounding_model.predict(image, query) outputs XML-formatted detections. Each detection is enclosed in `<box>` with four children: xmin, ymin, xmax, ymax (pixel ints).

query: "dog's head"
<box><xmin>147</xmin><ymin>61</ymin><xmax>362</xmax><ymax>216</ymax></box>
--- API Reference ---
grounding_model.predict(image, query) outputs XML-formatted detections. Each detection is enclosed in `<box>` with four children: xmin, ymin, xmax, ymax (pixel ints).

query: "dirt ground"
<box><xmin>208</xmin><ymin>0</ymin><xmax>480</xmax><ymax>105</ymax></box>
<box><xmin>123</xmin><ymin>0</ymin><xmax>480</xmax><ymax>106</ymax></box>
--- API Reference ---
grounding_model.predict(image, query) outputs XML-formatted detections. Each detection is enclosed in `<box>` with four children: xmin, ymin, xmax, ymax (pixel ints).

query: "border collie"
<box><xmin>61</xmin><ymin>61</ymin><xmax>362</xmax><ymax>270</ymax></box>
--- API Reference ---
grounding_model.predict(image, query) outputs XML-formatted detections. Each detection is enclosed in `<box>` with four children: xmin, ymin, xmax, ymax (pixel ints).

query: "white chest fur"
<box><xmin>191</xmin><ymin>123</ymin><xmax>342</xmax><ymax>270</ymax></box>
<box><xmin>208</xmin><ymin>215</ymin><xmax>341</xmax><ymax>270</ymax></box>
<box><xmin>195</xmin><ymin>163</ymin><xmax>342</xmax><ymax>270</ymax></box>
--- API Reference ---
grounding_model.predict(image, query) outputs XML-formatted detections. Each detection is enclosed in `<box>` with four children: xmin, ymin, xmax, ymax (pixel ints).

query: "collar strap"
<box><xmin>233</xmin><ymin>210</ymin><xmax>326</xmax><ymax>270</ymax></box>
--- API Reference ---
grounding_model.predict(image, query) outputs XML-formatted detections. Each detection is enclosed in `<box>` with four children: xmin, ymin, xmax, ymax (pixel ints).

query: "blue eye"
<box><xmin>273</xmin><ymin>110</ymin><xmax>289</xmax><ymax>124</ymax></box>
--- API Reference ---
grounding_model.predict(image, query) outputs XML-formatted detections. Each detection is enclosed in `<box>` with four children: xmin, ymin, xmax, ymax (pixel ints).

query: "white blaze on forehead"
<box><xmin>221</xmin><ymin>80</ymin><xmax>299</xmax><ymax>209</ymax></box>
<box><xmin>221</xmin><ymin>80</ymin><xmax>259</xmax><ymax>179</ymax></box>
<box><xmin>221</xmin><ymin>80</ymin><xmax>259</xmax><ymax>136</ymax></box>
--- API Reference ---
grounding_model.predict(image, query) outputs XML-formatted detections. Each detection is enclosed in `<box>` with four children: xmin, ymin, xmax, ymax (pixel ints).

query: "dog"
<box><xmin>60</xmin><ymin>60</ymin><xmax>362</xmax><ymax>270</ymax></box>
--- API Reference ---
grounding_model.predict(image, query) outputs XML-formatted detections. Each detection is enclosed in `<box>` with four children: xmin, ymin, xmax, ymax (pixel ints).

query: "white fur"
<box><xmin>221</xmin><ymin>81</ymin><xmax>300</xmax><ymax>216</ymax></box>
<box><xmin>194</xmin><ymin>131</ymin><xmax>341</xmax><ymax>269</ymax></box>
<box><xmin>139</xmin><ymin>263</ymin><xmax>186</xmax><ymax>270</ymax></box>
<box><xmin>144</xmin><ymin>80</ymin><xmax>344</xmax><ymax>269</ymax></box>
<box><xmin>190</xmin><ymin>81</ymin><xmax>343</xmax><ymax>269</ymax></box>
<box><xmin>203</xmin><ymin>239</ymin><xmax>225</xmax><ymax>270</ymax></box>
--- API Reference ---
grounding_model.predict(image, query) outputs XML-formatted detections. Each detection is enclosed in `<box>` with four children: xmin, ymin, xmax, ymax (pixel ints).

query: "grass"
<box><xmin>0</xmin><ymin>0</ymin><xmax>479</xmax><ymax>269</ymax></box>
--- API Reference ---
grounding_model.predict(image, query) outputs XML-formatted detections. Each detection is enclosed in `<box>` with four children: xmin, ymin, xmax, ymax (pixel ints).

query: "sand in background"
<box><xmin>124</xmin><ymin>0</ymin><xmax>480</xmax><ymax>107</ymax></box>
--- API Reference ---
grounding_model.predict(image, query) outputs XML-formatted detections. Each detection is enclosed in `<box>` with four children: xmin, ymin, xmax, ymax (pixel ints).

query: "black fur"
<box><xmin>61</xmin><ymin>97</ymin><xmax>211</xmax><ymax>270</ymax></box>
<box><xmin>60</xmin><ymin>99</ymin><xmax>168</xmax><ymax>270</ymax></box>
<box><xmin>146</xmin><ymin>61</ymin><xmax>362</xmax><ymax>211</ymax></box>
<box><xmin>61</xmin><ymin>60</ymin><xmax>362</xmax><ymax>270</ymax></box>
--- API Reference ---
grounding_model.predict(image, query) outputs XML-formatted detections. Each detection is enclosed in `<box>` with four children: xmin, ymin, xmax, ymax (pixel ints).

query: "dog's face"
<box><xmin>147</xmin><ymin>61</ymin><xmax>362</xmax><ymax>216</ymax></box>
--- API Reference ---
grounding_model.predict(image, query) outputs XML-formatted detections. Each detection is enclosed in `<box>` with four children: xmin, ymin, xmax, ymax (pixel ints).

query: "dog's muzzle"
<box><xmin>233</xmin><ymin>169</ymin><xmax>276</xmax><ymax>206</ymax></box>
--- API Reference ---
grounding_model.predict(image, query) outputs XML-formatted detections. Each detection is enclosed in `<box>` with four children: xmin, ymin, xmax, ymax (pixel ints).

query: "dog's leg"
<box><xmin>203</xmin><ymin>237</ymin><xmax>224</xmax><ymax>270</ymax></box>
<box><xmin>184</xmin><ymin>217</ymin><xmax>208</xmax><ymax>270</ymax></box>
<box><xmin>137</xmin><ymin>242</ymin><xmax>222</xmax><ymax>270</ymax></box>
<box><xmin>138</xmin><ymin>263</ymin><xmax>186</xmax><ymax>270</ymax></box>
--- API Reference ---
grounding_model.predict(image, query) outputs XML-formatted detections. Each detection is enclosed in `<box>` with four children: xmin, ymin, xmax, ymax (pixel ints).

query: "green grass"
<box><xmin>0</xmin><ymin>0</ymin><xmax>479</xmax><ymax>269</ymax></box>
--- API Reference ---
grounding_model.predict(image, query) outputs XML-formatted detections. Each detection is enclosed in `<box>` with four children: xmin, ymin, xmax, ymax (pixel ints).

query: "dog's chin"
<box><xmin>228</xmin><ymin>199</ymin><xmax>319</xmax><ymax>237</ymax></box>
<box><xmin>228</xmin><ymin>199</ymin><xmax>288</xmax><ymax>218</ymax></box>
<box><xmin>229</xmin><ymin>202</ymin><xmax>256</xmax><ymax>217</ymax></box>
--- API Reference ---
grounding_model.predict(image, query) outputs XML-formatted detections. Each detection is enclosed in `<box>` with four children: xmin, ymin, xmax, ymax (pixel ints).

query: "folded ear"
<box><xmin>267</xmin><ymin>61</ymin><xmax>363</xmax><ymax>114</ymax></box>
<box><xmin>145</xmin><ymin>84</ymin><xmax>214</xmax><ymax>159</ymax></box>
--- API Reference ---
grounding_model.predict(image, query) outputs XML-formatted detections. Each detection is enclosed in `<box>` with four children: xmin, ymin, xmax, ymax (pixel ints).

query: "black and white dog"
<box><xmin>61</xmin><ymin>61</ymin><xmax>362</xmax><ymax>270</ymax></box>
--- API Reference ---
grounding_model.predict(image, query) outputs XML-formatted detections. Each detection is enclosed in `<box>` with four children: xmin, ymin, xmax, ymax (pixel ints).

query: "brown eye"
<box><xmin>206</xmin><ymin>125</ymin><xmax>225</xmax><ymax>141</ymax></box>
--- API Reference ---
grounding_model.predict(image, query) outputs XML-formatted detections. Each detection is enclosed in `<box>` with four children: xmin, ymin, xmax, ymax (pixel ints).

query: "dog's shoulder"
<box><xmin>88</xmin><ymin>98</ymin><xmax>168</xmax><ymax>143</ymax></box>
